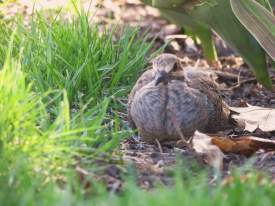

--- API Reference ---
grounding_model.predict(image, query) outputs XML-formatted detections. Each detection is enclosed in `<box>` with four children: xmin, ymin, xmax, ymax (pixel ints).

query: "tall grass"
<box><xmin>0</xmin><ymin>10</ymin><xmax>158</xmax><ymax>205</ymax></box>
<box><xmin>0</xmin><ymin>52</ymin><xmax>113</xmax><ymax>182</ymax></box>
<box><xmin>0</xmin><ymin>13</ymin><xmax>156</xmax><ymax>105</ymax></box>
<box><xmin>0</xmin><ymin>9</ymin><xmax>157</xmax><ymax>174</ymax></box>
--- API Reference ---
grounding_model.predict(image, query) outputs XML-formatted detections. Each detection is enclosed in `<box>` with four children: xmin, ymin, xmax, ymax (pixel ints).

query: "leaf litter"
<box><xmin>230</xmin><ymin>104</ymin><xmax>275</xmax><ymax>132</ymax></box>
<box><xmin>114</xmin><ymin>0</ymin><xmax>275</xmax><ymax>187</ymax></box>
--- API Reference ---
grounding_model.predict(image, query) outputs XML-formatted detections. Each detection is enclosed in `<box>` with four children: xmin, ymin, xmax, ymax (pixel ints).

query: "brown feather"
<box><xmin>128</xmin><ymin>54</ymin><xmax>230</xmax><ymax>143</ymax></box>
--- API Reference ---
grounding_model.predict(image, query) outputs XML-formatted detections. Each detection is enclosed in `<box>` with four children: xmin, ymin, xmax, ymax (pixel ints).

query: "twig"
<box><xmin>165</xmin><ymin>34</ymin><xmax>188</xmax><ymax>40</ymax></box>
<box><xmin>223</xmin><ymin>77</ymin><xmax>257</xmax><ymax>90</ymax></box>
<box><xmin>224</xmin><ymin>68</ymin><xmax>243</xmax><ymax>90</ymax></box>
<box><xmin>155</xmin><ymin>139</ymin><xmax>163</xmax><ymax>153</ymax></box>
<box><xmin>219</xmin><ymin>74</ymin><xmax>275</xmax><ymax>91</ymax></box>
<box><xmin>215</xmin><ymin>71</ymin><xmax>239</xmax><ymax>82</ymax></box>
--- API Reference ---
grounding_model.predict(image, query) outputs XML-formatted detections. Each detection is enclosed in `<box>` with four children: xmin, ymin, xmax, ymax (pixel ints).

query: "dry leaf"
<box><xmin>211</xmin><ymin>136</ymin><xmax>275</xmax><ymax>156</ymax></box>
<box><xmin>192</xmin><ymin>131</ymin><xmax>224</xmax><ymax>171</ymax></box>
<box><xmin>222</xmin><ymin>173</ymin><xmax>270</xmax><ymax>186</ymax></box>
<box><xmin>229</xmin><ymin>104</ymin><xmax>275</xmax><ymax>132</ymax></box>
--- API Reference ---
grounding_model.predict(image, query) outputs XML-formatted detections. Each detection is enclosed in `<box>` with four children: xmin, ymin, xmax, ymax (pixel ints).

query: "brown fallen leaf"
<box><xmin>222</xmin><ymin>174</ymin><xmax>251</xmax><ymax>186</ymax></box>
<box><xmin>229</xmin><ymin>104</ymin><xmax>275</xmax><ymax>132</ymax></box>
<box><xmin>192</xmin><ymin>131</ymin><xmax>224</xmax><ymax>171</ymax></box>
<box><xmin>222</xmin><ymin>173</ymin><xmax>272</xmax><ymax>186</ymax></box>
<box><xmin>75</xmin><ymin>165</ymin><xmax>92</xmax><ymax>189</ymax></box>
<box><xmin>211</xmin><ymin>136</ymin><xmax>275</xmax><ymax>156</ymax></box>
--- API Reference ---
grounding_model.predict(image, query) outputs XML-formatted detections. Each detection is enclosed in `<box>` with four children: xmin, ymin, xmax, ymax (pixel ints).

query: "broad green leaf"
<box><xmin>255</xmin><ymin>0</ymin><xmax>272</xmax><ymax>11</ymax></box>
<box><xmin>142</xmin><ymin>0</ymin><xmax>218</xmax><ymax>62</ymax></box>
<box><xmin>152</xmin><ymin>0</ymin><xmax>186</xmax><ymax>8</ymax></box>
<box><xmin>149</xmin><ymin>0</ymin><xmax>218</xmax><ymax>9</ymax></box>
<box><xmin>159</xmin><ymin>8</ymin><xmax>218</xmax><ymax>62</ymax></box>
<box><xmin>142</xmin><ymin>0</ymin><xmax>272</xmax><ymax>88</ymax></box>
<box><xmin>190</xmin><ymin>0</ymin><xmax>272</xmax><ymax>88</ymax></box>
<box><xmin>194</xmin><ymin>26</ymin><xmax>218</xmax><ymax>62</ymax></box>
<box><xmin>230</xmin><ymin>0</ymin><xmax>275</xmax><ymax>60</ymax></box>
<box><xmin>270</xmin><ymin>0</ymin><xmax>275</xmax><ymax>7</ymax></box>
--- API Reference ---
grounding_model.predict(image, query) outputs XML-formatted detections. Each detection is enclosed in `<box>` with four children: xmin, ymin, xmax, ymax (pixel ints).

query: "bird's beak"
<box><xmin>155</xmin><ymin>71</ymin><xmax>168</xmax><ymax>86</ymax></box>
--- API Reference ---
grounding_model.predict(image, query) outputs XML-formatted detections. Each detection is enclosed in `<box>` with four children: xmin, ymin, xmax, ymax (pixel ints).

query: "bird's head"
<box><xmin>152</xmin><ymin>53</ymin><xmax>182</xmax><ymax>85</ymax></box>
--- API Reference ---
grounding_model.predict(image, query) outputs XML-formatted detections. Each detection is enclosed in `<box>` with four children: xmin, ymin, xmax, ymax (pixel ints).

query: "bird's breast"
<box><xmin>130</xmin><ymin>81</ymin><xmax>211</xmax><ymax>142</ymax></box>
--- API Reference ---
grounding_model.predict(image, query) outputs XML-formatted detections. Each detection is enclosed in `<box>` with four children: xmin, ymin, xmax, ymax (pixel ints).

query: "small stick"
<box><xmin>221</xmin><ymin>77</ymin><xmax>257</xmax><ymax>91</ymax></box>
<box><xmin>155</xmin><ymin>138</ymin><xmax>163</xmax><ymax>153</ymax></box>
<box><xmin>215</xmin><ymin>71</ymin><xmax>239</xmax><ymax>81</ymax></box>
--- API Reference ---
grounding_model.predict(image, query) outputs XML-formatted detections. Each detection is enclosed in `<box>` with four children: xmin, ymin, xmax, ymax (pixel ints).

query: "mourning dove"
<box><xmin>128</xmin><ymin>53</ymin><xmax>230</xmax><ymax>143</ymax></box>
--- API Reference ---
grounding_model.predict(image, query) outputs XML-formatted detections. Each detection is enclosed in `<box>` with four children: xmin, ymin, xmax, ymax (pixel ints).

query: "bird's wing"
<box><xmin>184</xmin><ymin>68</ymin><xmax>230</xmax><ymax>130</ymax></box>
<box><xmin>183</xmin><ymin>67</ymin><xmax>219</xmax><ymax>94</ymax></box>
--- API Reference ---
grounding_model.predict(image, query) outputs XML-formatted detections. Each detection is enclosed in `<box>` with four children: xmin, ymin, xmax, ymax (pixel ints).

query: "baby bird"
<box><xmin>128</xmin><ymin>53</ymin><xmax>229</xmax><ymax>143</ymax></box>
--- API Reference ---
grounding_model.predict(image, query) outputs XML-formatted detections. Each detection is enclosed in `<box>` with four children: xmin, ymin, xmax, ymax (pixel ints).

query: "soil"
<box><xmin>1</xmin><ymin>0</ymin><xmax>275</xmax><ymax>190</ymax></box>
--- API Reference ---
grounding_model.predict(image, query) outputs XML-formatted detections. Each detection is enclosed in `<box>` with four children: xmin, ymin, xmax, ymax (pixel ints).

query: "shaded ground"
<box><xmin>97</xmin><ymin>0</ymin><xmax>275</xmax><ymax>188</ymax></box>
<box><xmin>1</xmin><ymin>0</ymin><xmax>275</xmax><ymax>190</ymax></box>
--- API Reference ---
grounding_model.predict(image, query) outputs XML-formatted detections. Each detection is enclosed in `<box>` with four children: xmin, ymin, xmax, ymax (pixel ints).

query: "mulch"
<box><xmin>113</xmin><ymin>0</ymin><xmax>275</xmax><ymax>188</ymax></box>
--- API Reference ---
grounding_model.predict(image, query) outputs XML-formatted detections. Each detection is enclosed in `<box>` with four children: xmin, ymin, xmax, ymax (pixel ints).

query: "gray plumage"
<box><xmin>128</xmin><ymin>53</ymin><xmax>229</xmax><ymax>143</ymax></box>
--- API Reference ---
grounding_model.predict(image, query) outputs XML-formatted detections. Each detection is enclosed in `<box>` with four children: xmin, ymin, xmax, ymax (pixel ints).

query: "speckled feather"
<box><xmin>128</xmin><ymin>54</ymin><xmax>230</xmax><ymax>143</ymax></box>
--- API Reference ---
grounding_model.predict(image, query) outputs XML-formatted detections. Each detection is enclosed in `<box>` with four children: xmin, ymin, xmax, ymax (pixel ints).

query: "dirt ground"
<box><xmin>1</xmin><ymin>0</ymin><xmax>275</xmax><ymax>190</ymax></box>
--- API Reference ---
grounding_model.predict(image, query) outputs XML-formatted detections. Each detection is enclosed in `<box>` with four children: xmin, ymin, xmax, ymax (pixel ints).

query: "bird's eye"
<box><xmin>172</xmin><ymin>63</ymin><xmax>178</xmax><ymax>72</ymax></box>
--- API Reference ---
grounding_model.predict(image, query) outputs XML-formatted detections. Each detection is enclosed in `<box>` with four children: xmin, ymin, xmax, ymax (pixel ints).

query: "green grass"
<box><xmin>0</xmin><ymin>9</ymin><xmax>157</xmax><ymax>205</ymax></box>
<box><xmin>0</xmin><ymin>7</ymin><xmax>274</xmax><ymax>206</ymax></box>
<box><xmin>0</xmin><ymin>14</ymin><xmax>155</xmax><ymax>105</ymax></box>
